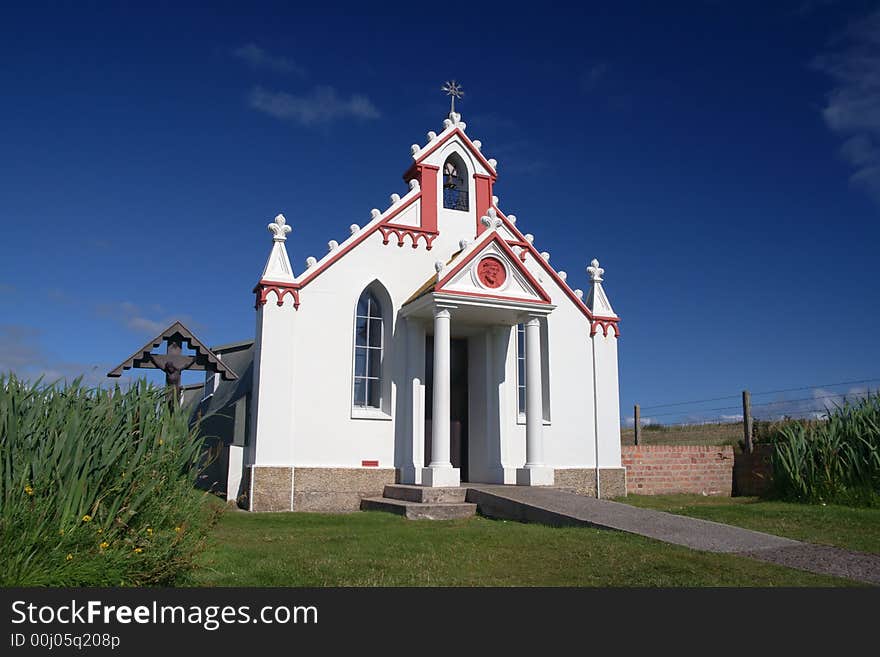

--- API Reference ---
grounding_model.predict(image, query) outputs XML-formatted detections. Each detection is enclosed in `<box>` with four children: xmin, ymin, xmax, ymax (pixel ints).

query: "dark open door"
<box><xmin>424</xmin><ymin>337</ymin><xmax>469</xmax><ymax>481</ymax></box>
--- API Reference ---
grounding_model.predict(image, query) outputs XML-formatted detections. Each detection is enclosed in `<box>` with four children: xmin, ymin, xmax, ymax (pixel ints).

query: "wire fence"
<box><xmin>625</xmin><ymin>377</ymin><xmax>880</xmax><ymax>430</ymax></box>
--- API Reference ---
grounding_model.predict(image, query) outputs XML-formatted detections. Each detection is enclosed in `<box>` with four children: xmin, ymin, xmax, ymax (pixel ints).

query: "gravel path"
<box><xmin>738</xmin><ymin>543</ymin><xmax>880</xmax><ymax>585</ymax></box>
<box><xmin>466</xmin><ymin>485</ymin><xmax>880</xmax><ymax>585</ymax></box>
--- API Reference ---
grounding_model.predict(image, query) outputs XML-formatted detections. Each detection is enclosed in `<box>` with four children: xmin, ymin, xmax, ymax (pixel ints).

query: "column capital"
<box><xmin>433</xmin><ymin>304</ymin><xmax>455</xmax><ymax>319</ymax></box>
<box><xmin>523</xmin><ymin>315</ymin><xmax>541</xmax><ymax>328</ymax></box>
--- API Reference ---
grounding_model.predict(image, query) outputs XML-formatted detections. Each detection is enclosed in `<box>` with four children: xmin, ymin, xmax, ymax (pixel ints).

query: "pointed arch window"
<box><xmin>353</xmin><ymin>288</ymin><xmax>384</xmax><ymax>409</ymax></box>
<box><xmin>442</xmin><ymin>153</ymin><xmax>469</xmax><ymax>211</ymax></box>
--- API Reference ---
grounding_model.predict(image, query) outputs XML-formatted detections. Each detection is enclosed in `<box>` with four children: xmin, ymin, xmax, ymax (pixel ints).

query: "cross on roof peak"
<box><xmin>441</xmin><ymin>80</ymin><xmax>463</xmax><ymax>114</ymax></box>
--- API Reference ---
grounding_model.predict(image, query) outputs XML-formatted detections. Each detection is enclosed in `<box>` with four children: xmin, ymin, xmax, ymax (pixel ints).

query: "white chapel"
<box><xmin>194</xmin><ymin>97</ymin><xmax>624</xmax><ymax>512</ymax></box>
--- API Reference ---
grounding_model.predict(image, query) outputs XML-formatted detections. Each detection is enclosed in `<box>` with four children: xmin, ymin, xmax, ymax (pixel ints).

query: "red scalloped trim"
<box><xmin>253</xmin><ymin>281</ymin><xmax>301</xmax><ymax>309</ymax></box>
<box><xmin>590</xmin><ymin>320</ymin><xmax>621</xmax><ymax>338</ymax></box>
<box><xmin>379</xmin><ymin>225</ymin><xmax>438</xmax><ymax>250</ymax></box>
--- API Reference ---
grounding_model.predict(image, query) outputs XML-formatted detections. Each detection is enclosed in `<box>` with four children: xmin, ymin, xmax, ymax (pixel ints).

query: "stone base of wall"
<box><xmin>248</xmin><ymin>466</ymin><xmax>396</xmax><ymax>512</ymax></box>
<box><xmin>249</xmin><ymin>466</ymin><xmax>293</xmax><ymax>512</ymax></box>
<box><xmin>293</xmin><ymin>467</ymin><xmax>397</xmax><ymax>512</ymax></box>
<box><xmin>553</xmin><ymin>468</ymin><xmax>627</xmax><ymax>499</ymax></box>
<box><xmin>622</xmin><ymin>445</ymin><xmax>734</xmax><ymax>496</ymax></box>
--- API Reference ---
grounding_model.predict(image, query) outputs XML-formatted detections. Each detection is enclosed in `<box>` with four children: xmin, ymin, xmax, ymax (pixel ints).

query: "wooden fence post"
<box><xmin>742</xmin><ymin>390</ymin><xmax>753</xmax><ymax>454</ymax></box>
<box><xmin>634</xmin><ymin>404</ymin><xmax>641</xmax><ymax>446</ymax></box>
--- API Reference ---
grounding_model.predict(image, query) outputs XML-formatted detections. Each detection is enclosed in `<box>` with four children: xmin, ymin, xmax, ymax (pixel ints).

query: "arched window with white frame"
<box><xmin>352</xmin><ymin>286</ymin><xmax>385</xmax><ymax>410</ymax></box>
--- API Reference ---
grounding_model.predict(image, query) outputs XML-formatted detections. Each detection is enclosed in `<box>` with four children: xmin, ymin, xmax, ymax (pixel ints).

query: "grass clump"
<box><xmin>0</xmin><ymin>375</ymin><xmax>221</xmax><ymax>586</ymax></box>
<box><xmin>768</xmin><ymin>393</ymin><xmax>880</xmax><ymax>507</ymax></box>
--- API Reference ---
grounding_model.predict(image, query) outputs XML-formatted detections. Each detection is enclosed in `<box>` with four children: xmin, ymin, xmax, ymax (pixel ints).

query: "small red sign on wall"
<box><xmin>361</xmin><ymin>460</ymin><xmax>379</xmax><ymax>467</ymax></box>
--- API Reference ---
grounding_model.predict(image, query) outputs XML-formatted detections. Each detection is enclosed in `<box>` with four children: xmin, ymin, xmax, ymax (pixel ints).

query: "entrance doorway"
<box><xmin>424</xmin><ymin>336</ymin><xmax>469</xmax><ymax>481</ymax></box>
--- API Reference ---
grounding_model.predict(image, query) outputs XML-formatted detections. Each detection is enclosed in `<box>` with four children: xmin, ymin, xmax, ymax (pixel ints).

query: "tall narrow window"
<box><xmin>515</xmin><ymin>321</ymin><xmax>551</xmax><ymax>422</ymax></box>
<box><xmin>442</xmin><ymin>153</ymin><xmax>469</xmax><ymax>211</ymax></box>
<box><xmin>353</xmin><ymin>289</ymin><xmax>384</xmax><ymax>408</ymax></box>
<box><xmin>516</xmin><ymin>323</ymin><xmax>526</xmax><ymax>415</ymax></box>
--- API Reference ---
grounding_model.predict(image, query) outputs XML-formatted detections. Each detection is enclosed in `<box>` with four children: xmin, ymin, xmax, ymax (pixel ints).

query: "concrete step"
<box><xmin>383</xmin><ymin>484</ymin><xmax>468</xmax><ymax>504</ymax></box>
<box><xmin>360</xmin><ymin>496</ymin><xmax>477</xmax><ymax>520</ymax></box>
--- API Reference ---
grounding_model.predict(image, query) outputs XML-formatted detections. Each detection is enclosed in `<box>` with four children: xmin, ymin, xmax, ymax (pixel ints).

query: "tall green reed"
<box><xmin>0</xmin><ymin>375</ymin><xmax>220</xmax><ymax>586</ymax></box>
<box><xmin>770</xmin><ymin>393</ymin><xmax>880</xmax><ymax>506</ymax></box>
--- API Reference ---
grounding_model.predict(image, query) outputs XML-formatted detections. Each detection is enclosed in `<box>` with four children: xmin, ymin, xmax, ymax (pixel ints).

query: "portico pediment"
<box><xmin>435</xmin><ymin>231</ymin><xmax>552</xmax><ymax>305</ymax></box>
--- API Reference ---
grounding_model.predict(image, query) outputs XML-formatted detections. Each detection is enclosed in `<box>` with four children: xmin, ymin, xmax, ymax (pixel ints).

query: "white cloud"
<box><xmin>232</xmin><ymin>44</ymin><xmax>306</xmax><ymax>76</ymax></box>
<box><xmin>0</xmin><ymin>324</ymin><xmax>108</xmax><ymax>386</ymax></box>
<box><xmin>813</xmin><ymin>10</ymin><xmax>880</xmax><ymax>203</ymax></box>
<box><xmin>248</xmin><ymin>85</ymin><xmax>381</xmax><ymax>126</ymax></box>
<box><xmin>97</xmin><ymin>301</ymin><xmax>197</xmax><ymax>336</ymax></box>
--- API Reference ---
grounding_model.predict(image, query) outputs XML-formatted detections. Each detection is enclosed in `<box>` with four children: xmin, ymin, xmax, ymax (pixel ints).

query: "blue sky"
<box><xmin>1</xmin><ymin>2</ymin><xmax>879</xmax><ymax>424</ymax></box>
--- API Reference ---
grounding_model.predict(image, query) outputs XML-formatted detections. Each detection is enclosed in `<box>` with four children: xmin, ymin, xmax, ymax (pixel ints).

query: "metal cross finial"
<box><xmin>587</xmin><ymin>258</ymin><xmax>604</xmax><ymax>283</ymax></box>
<box><xmin>441</xmin><ymin>80</ymin><xmax>464</xmax><ymax>114</ymax></box>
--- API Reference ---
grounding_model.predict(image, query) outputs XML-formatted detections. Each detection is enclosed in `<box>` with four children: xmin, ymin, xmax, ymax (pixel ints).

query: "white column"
<box><xmin>430</xmin><ymin>308</ymin><xmax>451</xmax><ymax>467</ymax></box>
<box><xmin>517</xmin><ymin>316</ymin><xmax>554</xmax><ymax>486</ymax></box>
<box><xmin>421</xmin><ymin>306</ymin><xmax>460</xmax><ymax>487</ymax></box>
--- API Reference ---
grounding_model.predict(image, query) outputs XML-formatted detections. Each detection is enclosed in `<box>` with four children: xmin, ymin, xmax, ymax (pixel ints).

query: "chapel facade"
<box><xmin>205</xmin><ymin>108</ymin><xmax>624</xmax><ymax>512</ymax></box>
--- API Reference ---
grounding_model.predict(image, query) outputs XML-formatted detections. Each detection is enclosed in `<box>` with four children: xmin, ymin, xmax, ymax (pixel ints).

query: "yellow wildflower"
<box><xmin>158</xmin><ymin>439</ymin><xmax>164</xmax><ymax>445</ymax></box>
<box><xmin>146</xmin><ymin>528</ymin><xmax>153</xmax><ymax>536</ymax></box>
<box><xmin>100</xmin><ymin>541</ymin><xmax>109</xmax><ymax>549</ymax></box>
<box><xmin>81</xmin><ymin>514</ymin><xmax>92</xmax><ymax>523</ymax></box>
<box><xmin>174</xmin><ymin>526</ymin><xmax>182</xmax><ymax>533</ymax></box>
<box><xmin>66</xmin><ymin>554</ymin><xmax>73</xmax><ymax>561</ymax></box>
<box><xmin>59</xmin><ymin>529</ymin><xmax>64</xmax><ymax>536</ymax></box>
<box><xmin>24</xmin><ymin>484</ymin><xmax>34</xmax><ymax>496</ymax></box>
<box><xmin>96</xmin><ymin>528</ymin><xmax>103</xmax><ymax>534</ymax></box>
<box><xmin>133</xmin><ymin>547</ymin><xmax>143</xmax><ymax>554</ymax></box>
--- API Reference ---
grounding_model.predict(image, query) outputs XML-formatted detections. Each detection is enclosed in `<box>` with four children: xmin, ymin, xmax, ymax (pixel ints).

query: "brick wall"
<box><xmin>621</xmin><ymin>445</ymin><xmax>734</xmax><ymax>496</ymax></box>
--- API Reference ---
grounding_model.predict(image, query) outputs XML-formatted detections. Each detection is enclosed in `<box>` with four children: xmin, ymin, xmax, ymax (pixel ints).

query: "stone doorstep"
<box><xmin>383</xmin><ymin>484</ymin><xmax>468</xmax><ymax>504</ymax></box>
<box><xmin>360</xmin><ymin>496</ymin><xmax>477</xmax><ymax>520</ymax></box>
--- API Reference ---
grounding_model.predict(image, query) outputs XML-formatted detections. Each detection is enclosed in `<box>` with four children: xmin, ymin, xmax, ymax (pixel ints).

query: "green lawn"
<box><xmin>619</xmin><ymin>495</ymin><xmax>880</xmax><ymax>554</ymax></box>
<box><xmin>189</xmin><ymin>510</ymin><xmax>858</xmax><ymax>587</ymax></box>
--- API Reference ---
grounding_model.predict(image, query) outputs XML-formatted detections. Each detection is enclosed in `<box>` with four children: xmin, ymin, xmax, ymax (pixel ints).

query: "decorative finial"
<box><xmin>409</xmin><ymin>179</ymin><xmax>420</xmax><ymax>191</ymax></box>
<box><xmin>540</xmin><ymin>251</ymin><xmax>550</xmax><ymax>262</ymax></box>
<box><xmin>328</xmin><ymin>240</ymin><xmax>339</xmax><ymax>252</ymax></box>
<box><xmin>389</xmin><ymin>193</ymin><xmax>400</xmax><ymax>205</ymax></box>
<box><xmin>587</xmin><ymin>258</ymin><xmax>604</xmax><ymax>282</ymax></box>
<box><xmin>350</xmin><ymin>224</ymin><xmax>361</xmax><ymax>235</ymax></box>
<box><xmin>268</xmin><ymin>213</ymin><xmax>291</xmax><ymax>242</ymax></box>
<box><xmin>459</xmin><ymin>239</ymin><xmax>470</xmax><ymax>250</ymax></box>
<box><xmin>558</xmin><ymin>271</ymin><xmax>567</xmax><ymax>281</ymax></box>
<box><xmin>441</xmin><ymin>80</ymin><xmax>464</xmax><ymax>114</ymax></box>
<box><xmin>574</xmin><ymin>288</ymin><xmax>584</xmax><ymax>299</ymax></box>
<box><xmin>306</xmin><ymin>256</ymin><xmax>317</xmax><ymax>268</ymax></box>
<box><xmin>434</xmin><ymin>260</ymin><xmax>446</xmax><ymax>278</ymax></box>
<box><xmin>480</xmin><ymin>214</ymin><xmax>503</xmax><ymax>231</ymax></box>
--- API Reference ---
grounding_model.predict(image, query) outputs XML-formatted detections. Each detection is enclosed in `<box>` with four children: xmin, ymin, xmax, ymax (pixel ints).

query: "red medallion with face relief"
<box><xmin>477</xmin><ymin>257</ymin><xmax>506</xmax><ymax>289</ymax></box>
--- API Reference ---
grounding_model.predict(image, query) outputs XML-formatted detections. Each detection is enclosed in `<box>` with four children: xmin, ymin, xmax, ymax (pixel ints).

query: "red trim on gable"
<box><xmin>474</xmin><ymin>174</ymin><xmax>493</xmax><ymax>236</ymax></box>
<box><xmin>493</xmin><ymin>205</ymin><xmax>621</xmax><ymax>332</ymax></box>
<box><xmin>410</xmin><ymin>127</ymin><xmax>497</xmax><ymax>179</ymax></box>
<box><xmin>436</xmin><ymin>231</ymin><xmax>553</xmax><ymax>305</ymax></box>
<box><xmin>295</xmin><ymin>193</ymin><xmax>422</xmax><ymax>289</ymax></box>
<box><xmin>253</xmin><ymin>281</ymin><xmax>301</xmax><ymax>309</ymax></box>
<box><xmin>418</xmin><ymin>164</ymin><xmax>439</xmax><ymax>233</ymax></box>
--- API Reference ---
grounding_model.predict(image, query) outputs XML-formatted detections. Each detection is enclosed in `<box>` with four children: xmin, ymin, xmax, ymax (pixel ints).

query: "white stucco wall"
<box><xmin>247</xmin><ymin>126</ymin><xmax>622</xmax><ymax>482</ymax></box>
